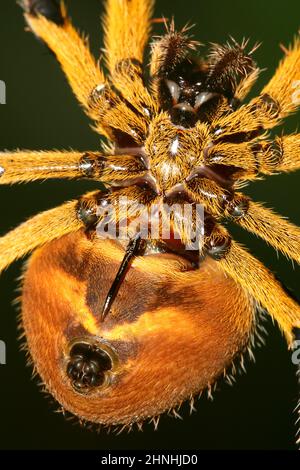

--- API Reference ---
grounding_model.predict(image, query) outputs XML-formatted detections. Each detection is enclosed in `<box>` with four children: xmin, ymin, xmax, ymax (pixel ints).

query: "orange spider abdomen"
<box><xmin>21</xmin><ymin>230</ymin><xmax>255</xmax><ymax>425</ymax></box>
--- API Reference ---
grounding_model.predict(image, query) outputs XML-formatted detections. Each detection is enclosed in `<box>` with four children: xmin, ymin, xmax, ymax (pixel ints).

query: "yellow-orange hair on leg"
<box><xmin>103</xmin><ymin>0</ymin><xmax>154</xmax><ymax>74</ymax></box>
<box><xmin>24</xmin><ymin>3</ymin><xmax>105</xmax><ymax>117</ymax></box>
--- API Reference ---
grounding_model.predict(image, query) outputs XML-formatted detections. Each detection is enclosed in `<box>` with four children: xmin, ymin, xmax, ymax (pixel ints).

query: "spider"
<box><xmin>0</xmin><ymin>0</ymin><xmax>300</xmax><ymax>440</ymax></box>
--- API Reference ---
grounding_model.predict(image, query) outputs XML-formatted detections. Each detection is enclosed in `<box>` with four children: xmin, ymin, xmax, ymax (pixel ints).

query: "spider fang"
<box><xmin>101</xmin><ymin>233</ymin><xmax>146</xmax><ymax>321</ymax></box>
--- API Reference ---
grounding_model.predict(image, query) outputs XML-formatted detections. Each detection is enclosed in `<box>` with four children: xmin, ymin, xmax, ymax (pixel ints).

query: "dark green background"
<box><xmin>0</xmin><ymin>0</ymin><xmax>300</xmax><ymax>450</ymax></box>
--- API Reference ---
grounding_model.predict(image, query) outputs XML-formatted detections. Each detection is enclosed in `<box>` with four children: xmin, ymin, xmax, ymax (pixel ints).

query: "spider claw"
<box><xmin>20</xmin><ymin>0</ymin><xmax>65</xmax><ymax>25</ymax></box>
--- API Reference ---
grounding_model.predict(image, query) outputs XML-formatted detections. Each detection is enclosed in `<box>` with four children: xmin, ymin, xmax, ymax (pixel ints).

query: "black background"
<box><xmin>0</xmin><ymin>0</ymin><xmax>300</xmax><ymax>450</ymax></box>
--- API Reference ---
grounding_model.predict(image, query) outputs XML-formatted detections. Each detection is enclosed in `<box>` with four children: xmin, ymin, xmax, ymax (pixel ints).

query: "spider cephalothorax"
<box><xmin>0</xmin><ymin>0</ymin><xmax>300</xmax><ymax>437</ymax></box>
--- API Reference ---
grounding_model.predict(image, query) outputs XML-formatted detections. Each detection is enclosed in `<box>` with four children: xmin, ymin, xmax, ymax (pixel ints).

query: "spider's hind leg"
<box><xmin>205</xmin><ymin>225</ymin><xmax>300</xmax><ymax>344</ymax></box>
<box><xmin>0</xmin><ymin>190</ymin><xmax>108</xmax><ymax>274</ymax></box>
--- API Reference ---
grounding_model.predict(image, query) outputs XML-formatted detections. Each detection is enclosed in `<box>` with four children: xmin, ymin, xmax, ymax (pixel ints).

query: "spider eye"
<box><xmin>66</xmin><ymin>341</ymin><xmax>113</xmax><ymax>393</ymax></box>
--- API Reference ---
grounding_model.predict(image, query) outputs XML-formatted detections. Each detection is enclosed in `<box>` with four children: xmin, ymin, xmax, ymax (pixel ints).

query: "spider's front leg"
<box><xmin>104</xmin><ymin>0</ymin><xmax>154</xmax><ymax>75</ymax></box>
<box><xmin>205</xmin><ymin>224</ymin><xmax>300</xmax><ymax>344</ymax></box>
<box><xmin>21</xmin><ymin>0</ymin><xmax>107</xmax><ymax>121</ymax></box>
<box><xmin>103</xmin><ymin>0</ymin><xmax>157</xmax><ymax>116</ymax></box>
<box><xmin>21</xmin><ymin>0</ymin><xmax>158</xmax><ymax>137</ymax></box>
